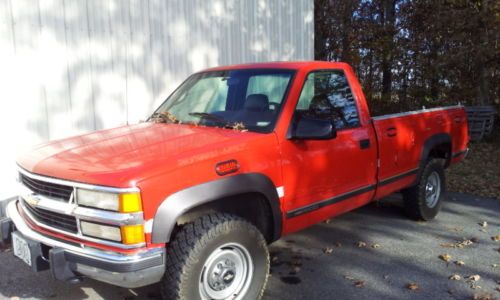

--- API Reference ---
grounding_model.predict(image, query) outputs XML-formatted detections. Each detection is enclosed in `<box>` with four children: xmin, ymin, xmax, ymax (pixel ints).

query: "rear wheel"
<box><xmin>161</xmin><ymin>213</ymin><xmax>269</xmax><ymax>300</ymax></box>
<box><xmin>403</xmin><ymin>159</ymin><xmax>446</xmax><ymax>220</ymax></box>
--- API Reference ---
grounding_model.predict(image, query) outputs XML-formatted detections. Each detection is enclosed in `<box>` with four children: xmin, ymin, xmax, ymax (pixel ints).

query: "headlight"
<box><xmin>76</xmin><ymin>189</ymin><xmax>142</xmax><ymax>213</ymax></box>
<box><xmin>80</xmin><ymin>221</ymin><xmax>145</xmax><ymax>244</ymax></box>
<box><xmin>80</xmin><ymin>221</ymin><xmax>122</xmax><ymax>242</ymax></box>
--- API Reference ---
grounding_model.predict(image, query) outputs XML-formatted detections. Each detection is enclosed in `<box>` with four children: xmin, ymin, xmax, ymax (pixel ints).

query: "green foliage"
<box><xmin>315</xmin><ymin>0</ymin><xmax>499</xmax><ymax>116</ymax></box>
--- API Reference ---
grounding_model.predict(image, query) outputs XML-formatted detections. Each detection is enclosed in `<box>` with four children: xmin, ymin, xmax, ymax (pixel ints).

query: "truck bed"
<box><xmin>372</xmin><ymin>105</ymin><xmax>469</xmax><ymax>200</ymax></box>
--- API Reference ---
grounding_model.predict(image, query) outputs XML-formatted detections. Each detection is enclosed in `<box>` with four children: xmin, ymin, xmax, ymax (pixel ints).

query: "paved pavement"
<box><xmin>0</xmin><ymin>192</ymin><xmax>499</xmax><ymax>300</ymax></box>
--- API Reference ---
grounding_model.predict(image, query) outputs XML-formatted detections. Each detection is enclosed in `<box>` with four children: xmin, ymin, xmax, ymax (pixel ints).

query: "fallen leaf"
<box><xmin>335</xmin><ymin>242</ymin><xmax>342</xmax><ymax>247</ymax></box>
<box><xmin>455</xmin><ymin>260</ymin><xmax>465</xmax><ymax>266</ymax></box>
<box><xmin>440</xmin><ymin>239</ymin><xmax>474</xmax><ymax>249</ymax></box>
<box><xmin>492</xmin><ymin>235</ymin><xmax>500</xmax><ymax>242</ymax></box>
<box><xmin>470</xmin><ymin>284</ymin><xmax>482</xmax><ymax>290</ymax></box>
<box><xmin>356</xmin><ymin>241</ymin><xmax>367</xmax><ymax>248</ymax></box>
<box><xmin>492</xmin><ymin>264</ymin><xmax>498</xmax><ymax>268</ymax></box>
<box><xmin>406</xmin><ymin>282</ymin><xmax>419</xmax><ymax>290</ymax></box>
<box><xmin>446</xmin><ymin>226</ymin><xmax>464</xmax><ymax>232</ymax></box>
<box><xmin>457</xmin><ymin>239</ymin><xmax>473</xmax><ymax>248</ymax></box>
<box><xmin>290</xmin><ymin>266</ymin><xmax>301</xmax><ymax>275</ymax></box>
<box><xmin>354</xmin><ymin>280</ymin><xmax>365</xmax><ymax>288</ymax></box>
<box><xmin>344</xmin><ymin>275</ymin><xmax>355</xmax><ymax>281</ymax></box>
<box><xmin>323</xmin><ymin>247</ymin><xmax>333</xmax><ymax>254</ymax></box>
<box><xmin>479</xmin><ymin>221</ymin><xmax>488</xmax><ymax>227</ymax></box>
<box><xmin>371</xmin><ymin>243</ymin><xmax>381</xmax><ymax>249</ymax></box>
<box><xmin>473</xmin><ymin>293</ymin><xmax>494</xmax><ymax>300</ymax></box>
<box><xmin>439</xmin><ymin>254</ymin><xmax>452</xmax><ymax>262</ymax></box>
<box><xmin>467</xmin><ymin>275</ymin><xmax>481</xmax><ymax>282</ymax></box>
<box><xmin>449</xmin><ymin>274</ymin><xmax>461</xmax><ymax>280</ymax></box>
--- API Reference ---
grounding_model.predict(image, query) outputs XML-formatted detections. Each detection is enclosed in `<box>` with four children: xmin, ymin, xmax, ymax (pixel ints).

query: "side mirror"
<box><xmin>288</xmin><ymin>116</ymin><xmax>336</xmax><ymax>140</ymax></box>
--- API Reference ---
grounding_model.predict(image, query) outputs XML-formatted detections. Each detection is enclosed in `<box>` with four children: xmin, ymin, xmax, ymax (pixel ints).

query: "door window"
<box><xmin>295</xmin><ymin>70</ymin><xmax>360</xmax><ymax>129</ymax></box>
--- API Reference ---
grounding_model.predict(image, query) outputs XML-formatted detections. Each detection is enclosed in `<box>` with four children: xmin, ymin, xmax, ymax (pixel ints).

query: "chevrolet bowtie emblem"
<box><xmin>23</xmin><ymin>194</ymin><xmax>40</xmax><ymax>206</ymax></box>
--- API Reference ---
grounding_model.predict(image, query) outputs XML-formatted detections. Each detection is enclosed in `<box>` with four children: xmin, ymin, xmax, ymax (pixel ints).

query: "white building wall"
<box><xmin>0</xmin><ymin>0</ymin><xmax>314</xmax><ymax>199</ymax></box>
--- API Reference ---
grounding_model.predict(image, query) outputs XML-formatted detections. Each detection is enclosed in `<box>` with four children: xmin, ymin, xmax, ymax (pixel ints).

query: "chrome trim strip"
<box><xmin>18</xmin><ymin>167</ymin><xmax>140</xmax><ymax>193</ymax></box>
<box><xmin>74</xmin><ymin>206</ymin><xmax>144</xmax><ymax>225</ymax></box>
<box><xmin>378</xmin><ymin>168</ymin><xmax>419</xmax><ymax>187</ymax></box>
<box><xmin>286</xmin><ymin>184</ymin><xmax>376</xmax><ymax>218</ymax></box>
<box><xmin>18</xmin><ymin>199</ymin><xmax>145</xmax><ymax>249</ymax></box>
<box><xmin>372</xmin><ymin>105</ymin><xmax>463</xmax><ymax>121</ymax></box>
<box><xmin>7</xmin><ymin>200</ymin><xmax>162</xmax><ymax>264</ymax></box>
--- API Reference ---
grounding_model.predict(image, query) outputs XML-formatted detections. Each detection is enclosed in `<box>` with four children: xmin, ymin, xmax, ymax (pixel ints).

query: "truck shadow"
<box><xmin>0</xmin><ymin>192</ymin><xmax>498</xmax><ymax>299</ymax></box>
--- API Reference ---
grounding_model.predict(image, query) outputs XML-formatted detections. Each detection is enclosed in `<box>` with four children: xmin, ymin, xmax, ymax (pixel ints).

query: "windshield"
<box><xmin>151</xmin><ymin>69</ymin><xmax>295</xmax><ymax>132</ymax></box>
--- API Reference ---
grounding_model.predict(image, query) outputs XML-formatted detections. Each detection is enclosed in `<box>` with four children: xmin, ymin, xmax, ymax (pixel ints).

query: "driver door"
<box><xmin>280</xmin><ymin>70</ymin><xmax>377</xmax><ymax>230</ymax></box>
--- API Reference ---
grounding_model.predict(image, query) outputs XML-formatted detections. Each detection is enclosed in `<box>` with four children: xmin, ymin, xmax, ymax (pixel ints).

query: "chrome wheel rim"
<box><xmin>199</xmin><ymin>243</ymin><xmax>253</xmax><ymax>300</ymax></box>
<box><xmin>425</xmin><ymin>171</ymin><xmax>441</xmax><ymax>208</ymax></box>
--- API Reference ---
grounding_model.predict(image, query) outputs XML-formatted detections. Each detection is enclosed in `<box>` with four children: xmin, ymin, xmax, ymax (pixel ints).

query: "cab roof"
<box><xmin>200</xmin><ymin>61</ymin><xmax>351</xmax><ymax>73</ymax></box>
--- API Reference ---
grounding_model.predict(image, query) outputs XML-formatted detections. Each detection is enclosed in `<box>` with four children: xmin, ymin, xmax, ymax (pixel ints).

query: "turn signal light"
<box><xmin>119</xmin><ymin>193</ymin><xmax>143</xmax><ymax>213</ymax></box>
<box><xmin>121</xmin><ymin>224</ymin><xmax>145</xmax><ymax>244</ymax></box>
<box><xmin>215</xmin><ymin>160</ymin><xmax>239</xmax><ymax>176</ymax></box>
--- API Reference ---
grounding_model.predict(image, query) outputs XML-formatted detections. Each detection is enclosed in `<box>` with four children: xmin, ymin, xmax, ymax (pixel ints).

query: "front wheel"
<box><xmin>403</xmin><ymin>159</ymin><xmax>446</xmax><ymax>221</ymax></box>
<box><xmin>161</xmin><ymin>213</ymin><xmax>269</xmax><ymax>300</ymax></box>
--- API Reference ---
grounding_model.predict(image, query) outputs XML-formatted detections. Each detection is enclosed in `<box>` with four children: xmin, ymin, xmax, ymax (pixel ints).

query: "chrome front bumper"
<box><xmin>6</xmin><ymin>200</ymin><xmax>165</xmax><ymax>288</ymax></box>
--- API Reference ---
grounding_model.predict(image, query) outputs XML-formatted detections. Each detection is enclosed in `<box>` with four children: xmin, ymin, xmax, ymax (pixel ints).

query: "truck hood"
<box><xmin>17</xmin><ymin>123</ymin><xmax>258</xmax><ymax>187</ymax></box>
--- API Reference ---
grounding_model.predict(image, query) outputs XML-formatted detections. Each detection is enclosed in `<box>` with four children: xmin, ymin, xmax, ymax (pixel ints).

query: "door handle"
<box><xmin>386</xmin><ymin>127</ymin><xmax>397</xmax><ymax>137</ymax></box>
<box><xmin>359</xmin><ymin>139</ymin><xmax>370</xmax><ymax>149</ymax></box>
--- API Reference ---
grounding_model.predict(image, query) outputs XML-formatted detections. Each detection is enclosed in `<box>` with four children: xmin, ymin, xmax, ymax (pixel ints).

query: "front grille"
<box><xmin>20</xmin><ymin>173</ymin><xmax>73</xmax><ymax>201</ymax></box>
<box><xmin>22</xmin><ymin>200</ymin><xmax>78</xmax><ymax>233</ymax></box>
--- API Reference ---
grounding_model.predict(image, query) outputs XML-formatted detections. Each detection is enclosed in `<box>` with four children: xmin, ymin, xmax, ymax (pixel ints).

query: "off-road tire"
<box><xmin>161</xmin><ymin>213</ymin><xmax>269</xmax><ymax>300</ymax></box>
<box><xmin>403</xmin><ymin>158</ymin><xmax>446</xmax><ymax>221</ymax></box>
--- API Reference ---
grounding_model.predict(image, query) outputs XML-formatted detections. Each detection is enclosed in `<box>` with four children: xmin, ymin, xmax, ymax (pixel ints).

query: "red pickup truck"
<box><xmin>1</xmin><ymin>61</ymin><xmax>468</xmax><ymax>299</ymax></box>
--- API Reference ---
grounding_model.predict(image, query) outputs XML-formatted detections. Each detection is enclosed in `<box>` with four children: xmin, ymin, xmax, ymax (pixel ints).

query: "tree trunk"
<box><xmin>381</xmin><ymin>0</ymin><xmax>396</xmax><ymax>103</ymax></box>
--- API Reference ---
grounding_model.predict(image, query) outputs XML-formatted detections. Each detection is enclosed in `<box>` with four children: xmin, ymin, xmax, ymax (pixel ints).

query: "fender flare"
<box><xmin>151</xmin><ymin>173</ymin><xmax>282</xmax><ymax>244</ymax></box>
<box><xmin>414</xmin><ymin>133</ymin><xmax>451</xmax><ymax>184</ymax></box>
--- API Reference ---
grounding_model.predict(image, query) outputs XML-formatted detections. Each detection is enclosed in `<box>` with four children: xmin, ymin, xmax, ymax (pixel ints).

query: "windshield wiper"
<box><xmin>188</xmin><ymin>112</ymin><xmax>233</xmax><ymax>128</ymax></box>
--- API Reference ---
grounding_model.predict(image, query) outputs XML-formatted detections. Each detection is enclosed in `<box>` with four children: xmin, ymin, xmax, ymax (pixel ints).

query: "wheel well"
<box><xmin>172</xmin><ymin>193</ymin><xmax>275</xmax><ymax>243</ymax></box>
<box><xmin>428</xmin><ymin>142</ymin><xmax>451</xmax><ymax>167</ymax></box>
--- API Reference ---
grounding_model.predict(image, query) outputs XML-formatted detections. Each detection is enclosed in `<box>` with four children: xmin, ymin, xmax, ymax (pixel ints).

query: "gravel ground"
<box><xmin>0</xmin><ymin>192</ymin><xmax>499</xmax><ymax>300</ymax></box>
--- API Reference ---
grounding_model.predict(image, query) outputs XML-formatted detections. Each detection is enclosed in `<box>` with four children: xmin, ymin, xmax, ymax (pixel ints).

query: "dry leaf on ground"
<box><xmin>473</xmin><ymin>293</ymin><xmax>495</xmax><ymax>300</ymax></box>
<box><xmin>449</xmin><ymin>274</ymin><xmax>461</xmax><ymax>280</ymax></box>
<box><xmin>455</xmin><ymin>260</ymin><xmax>465</xmax><ymax>266</ymax></box>
<box><xmin>371</xmin><ymin>243</ymin><xmax>381</xmax><ymax>249</ymax></box>
<box><xmin>406</xmin><ymin>282</ymin><xmax>419</xmax><ymax>290</ymax></box>
<box><xmin>467</xmin><ymin>275</ymin><xmax>481</xmax><ymax>282</ymax></box>
<box><xmin>479</xmin><ymin>221</ymin><xmax>488</xmax><ymax>227</ymax></box>
<box><xmin>439</xmin><ymin>254</ymin><xmax>452</xmax><ymax>262</ymax></box>
<box><xmin>323</xmin><ymin>247</ymin><xmax>333</xmax><ymax>254</ymax></box>
<box><xmin>344</xmin><ymin>275</ymin><xmax>355</xmax><ymax>281</ymax></box>
<box><xmin>356</xmin><ymin>241</ymin><xmax>367</xmax><ymax>248</ymax></box>
<box><xmin>354</xmin><ymin>280</ymin><xmax>365</xmax><ymax>288</ymax></box>
<box><xmin>492</xmin><ymin>235</ymin><xmax>500</xmax><ymax>242</ymax></box>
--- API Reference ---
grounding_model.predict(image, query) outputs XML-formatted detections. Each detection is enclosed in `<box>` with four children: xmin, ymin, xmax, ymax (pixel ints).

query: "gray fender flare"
<box><xmin>413</xmin><ymin>133</ymin><xmax>451</xmax><ymax>184</ymax></box>
<box><xmin>151</xmin><ymin>173</ymin><xmax>283</xmax><ymax>244</ymax></box>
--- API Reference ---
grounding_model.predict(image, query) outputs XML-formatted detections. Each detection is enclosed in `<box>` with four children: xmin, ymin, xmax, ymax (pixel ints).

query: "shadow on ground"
<box><xmin>0</xmin><ymin>192</ymin><xmax>498</xmax><ymax>300</ymax></box>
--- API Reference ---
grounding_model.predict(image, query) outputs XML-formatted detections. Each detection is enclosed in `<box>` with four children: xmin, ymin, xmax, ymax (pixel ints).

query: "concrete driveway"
<box><xmin>1</xmin><ymin>192</ymin><xmax>499</xmax><ymax>300</ymax></box>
